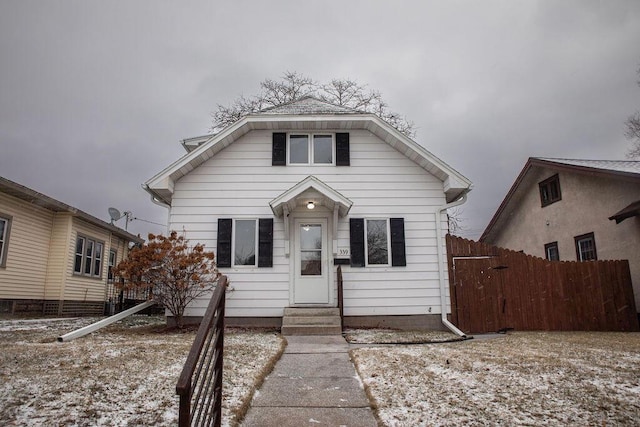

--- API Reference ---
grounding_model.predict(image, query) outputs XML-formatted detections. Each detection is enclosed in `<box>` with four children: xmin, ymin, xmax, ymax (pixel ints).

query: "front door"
<box><xmin>293</xmin><ymin>218</ymin><xmax>330</xmax><ymax>304</ymax></box>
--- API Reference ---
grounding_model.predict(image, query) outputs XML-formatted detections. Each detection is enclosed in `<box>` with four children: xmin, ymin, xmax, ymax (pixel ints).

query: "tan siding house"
<box><xmin>481</xmin><ymin>158</ymin><xmax>640</xmax><ymax>313</ymax></box>
<box><xmin>0</xmin><ymin>177</ymin><xmax>142</xmax><ymax>316</ymax></box>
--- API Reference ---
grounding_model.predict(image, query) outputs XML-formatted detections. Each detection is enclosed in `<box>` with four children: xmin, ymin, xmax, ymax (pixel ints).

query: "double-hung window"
<box><xmin>233</xmin><ymin>219</ymin><xmax>258</xmax><ymax>267</ymax></box>
<box><xmin>366</xmin><ymin>219</ymin><xmax>391</xmax><ymax>266</ymax></box>
<box><xmin>289</xmin><ymin>134</ymin><xmax>333</xmax><ymax>165</ymax></box>
<box><xmin>74</xmin><ymin>235</ymin><xmax>104</xmax><ymax>277</ymax></box>
<box><xmin>108</xmin><ymin>250</ymin><xmax>117</xmax><ymax>282</ymax></box>
<box><xmin>0</xmin><ymin>214</ymin><xmax>11</xmax><ymax>268</ymax></box>
<box><xmin>575</xmin><ymin>232</ymin><xmax>597</xmax><ymax>261</ymax></box>
<box><xmin>544</xmin><ymin>242</ymin><xmax>560</xmax><ymax>261</ymax></box>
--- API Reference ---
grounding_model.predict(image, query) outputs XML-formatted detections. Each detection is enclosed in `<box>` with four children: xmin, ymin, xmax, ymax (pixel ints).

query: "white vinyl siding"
<box><xmin>170</xmin><ymin>129</ymin><xmax>449</xmax><ymax>318</ymax></box>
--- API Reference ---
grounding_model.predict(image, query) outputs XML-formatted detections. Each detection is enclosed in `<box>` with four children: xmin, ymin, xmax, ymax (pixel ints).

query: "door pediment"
<box><xmin>269</xmin><ymin>176</ymin><xmax>352</xmax><ymax>218</ymax></box>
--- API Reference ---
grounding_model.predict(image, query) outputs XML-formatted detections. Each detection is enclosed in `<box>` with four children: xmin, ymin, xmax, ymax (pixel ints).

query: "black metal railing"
<box><xmin>337</xmin><ymin>265</ymin><xmax>344</xmax><ymax>330</ymax></box>
<box><xmin>176</xmin><ymin>275</ymin><xmax>228</xmax><ymax>427</ymax></box>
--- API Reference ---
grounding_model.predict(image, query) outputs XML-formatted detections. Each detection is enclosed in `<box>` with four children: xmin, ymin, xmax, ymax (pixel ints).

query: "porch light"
<box><xmin>307</xmin><ymin>201</ymin><xmax>315</xmax><ymax>210</ymax></box>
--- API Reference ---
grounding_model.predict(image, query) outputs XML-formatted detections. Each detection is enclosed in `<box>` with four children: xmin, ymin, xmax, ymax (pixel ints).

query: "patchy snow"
<box><xmin>344</xmin><ymin>328</ymin><xmax>463</xmax><ymax>344</ymax></box>
<box><xmin>351</xmin><ymin>331</ymin><xmax>640</xmax><ymax>426</ymax></box>
<box><xmin>0</xmin><ymin>316</ymin><xmax>283</xmax><ymax>427</ymax></box>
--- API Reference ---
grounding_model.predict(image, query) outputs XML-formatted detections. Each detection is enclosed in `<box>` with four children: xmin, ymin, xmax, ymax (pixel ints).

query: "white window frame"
<box><xmin>108</xmin><ymin>249</ymin><xmax>117</xmax><ymax>282</ymax></box>
<box><xmin>365</xmin><ymin>218</ymin><xmax>391</xmax><ymax>267</ymax></box>
<box><xmin>287</xmin><ymin>133</ymin><xmax>335</xmax><ymax>165</ymax></box>
<box><xmin>232</xmin><ymin>219</ymin><xmax>258</xmax><ymax>268</ymax></box>
<box><xmin>73</xmin><ymin>234</ymin><xmax>104</xmax><ymax>278</ymax></box>
<box><xmin>0</xmin><ymin>214</ymin><xmax>11</xmax><ymax>268</ymax></box>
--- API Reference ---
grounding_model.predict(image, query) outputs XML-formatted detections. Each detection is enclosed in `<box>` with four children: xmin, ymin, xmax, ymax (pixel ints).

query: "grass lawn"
<box><xmin>351</xmin><ymin>331</ymin><xmax>640</xmax><ymax>426</ymax></box>
<box><xmin>0</xmin><ymin>316</ymin><xmax>284</xmax><ymax>427</ymax></box>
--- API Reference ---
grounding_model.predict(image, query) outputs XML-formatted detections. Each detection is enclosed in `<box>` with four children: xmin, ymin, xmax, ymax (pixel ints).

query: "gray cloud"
<box><xmin>1</xmin><ymin>0</ymin><xmax>639</xmax><ymax>240</ymax></box>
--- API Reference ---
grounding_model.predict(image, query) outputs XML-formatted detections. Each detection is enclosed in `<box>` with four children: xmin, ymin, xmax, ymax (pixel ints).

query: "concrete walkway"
<box><xmin>242</xmin><ymin>335</ymin><xmax>377</xmax><ymax>426</ymax></box>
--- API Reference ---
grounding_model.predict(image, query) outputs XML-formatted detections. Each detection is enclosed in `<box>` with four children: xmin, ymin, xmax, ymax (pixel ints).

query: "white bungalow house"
<box><xmin>144</xmin><ymin>97</ymin><xmax>472</xmax><ymax>333</ymax></box>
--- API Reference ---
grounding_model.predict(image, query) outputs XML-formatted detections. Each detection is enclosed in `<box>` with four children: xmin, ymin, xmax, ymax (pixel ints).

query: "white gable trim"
<box><xmin>144</xmin><ymin>113</ymin><xmax>472</xmax><ymax>204</ymax></box>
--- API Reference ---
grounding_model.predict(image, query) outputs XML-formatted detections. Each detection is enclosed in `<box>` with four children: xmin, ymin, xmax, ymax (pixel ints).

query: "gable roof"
<box><xmin>0</xmin><ymin>176</ymin><xmax>143</xmax><ymax>243</ymax></box>
<box><xmin>146</xmin><ymin>97</ymin><xmax>472</xmax><ymax>205</ymax></box>
<box><xmin>480</xmin><ymin>157</ymin><xmax>640</xmax><ymax>242</ymax></box>
<box><xmin>269</xmin><ymin>175</ymin><xmax>353</xmax><ymax>217</ymax></box>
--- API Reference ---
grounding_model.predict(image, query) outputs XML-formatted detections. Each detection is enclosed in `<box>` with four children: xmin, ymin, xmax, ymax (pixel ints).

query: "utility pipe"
<box><xmin>57</xmin><ymin>300</ymin><xmax>156</xmax><ymax>342</ymax></box>
<box><xmin>435</xmin><ymin>192</ymin><xmax>470</xmax><ymax>337</ymax></box>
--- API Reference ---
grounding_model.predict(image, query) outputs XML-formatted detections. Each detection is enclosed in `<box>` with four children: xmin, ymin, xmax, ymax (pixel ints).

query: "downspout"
<box><xmin>435</xmin><ymin>191</ymin><xmax>470</xmax><ymax>337</ymax></box>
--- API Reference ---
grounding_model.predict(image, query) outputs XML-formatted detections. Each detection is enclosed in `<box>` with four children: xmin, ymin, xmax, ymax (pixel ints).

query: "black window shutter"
<box><xmin>390</xmin><ymin>218</ymin><xmax>406</xmax><ymax>267</ymax></box>
<box><xmin>349</xmin><ymin>218</ymin><xmax>365</xmax><ymax>267</ymax></box>
<box><xmin>336</xmin><ymin>133</ymin><xmax>350</xmax><ymax>166</ymax></box>
<box><xmin>217</xmin><ymin>219</ymin><xmax>232</xmax><ymax>268</ymax></box>
<box><xmin>258</xmin><ymin>218</ymin><xmax>273</xmax><ymax>268</ymax></box>
<box><xmin>272</xmin><ymin>133</ymin><xmax>286</xmax><ymax>166</ymax></box>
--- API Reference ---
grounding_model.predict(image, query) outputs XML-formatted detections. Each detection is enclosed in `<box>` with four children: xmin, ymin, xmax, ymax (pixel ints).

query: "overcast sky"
<box><xmin>1</xmin><ymin>1</ymin><xmax>639</xmax><ymax>240</ymax></box>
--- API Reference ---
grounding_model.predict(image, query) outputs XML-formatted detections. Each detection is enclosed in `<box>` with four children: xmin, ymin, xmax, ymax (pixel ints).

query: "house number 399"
<box><xmin>339</xmin><ymin>248</ymin><xmax>350</xmax><ymax>256</ymax></box>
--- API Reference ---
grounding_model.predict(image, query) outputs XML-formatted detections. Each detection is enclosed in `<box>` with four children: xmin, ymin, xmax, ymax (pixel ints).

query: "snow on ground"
<box><xmin>344</xmin><ymin>328</ymin><xmax>463</xmax><ymax>344</ymax></box>
<box><xmin>351</xmin><ymin>331</ymin><xmax>640</xmax><ymax>426</ymax></box>
<box><xmin>0</xmin><ymin>316</ymin><xmax>283</xmax><ymax>427</ymax></box>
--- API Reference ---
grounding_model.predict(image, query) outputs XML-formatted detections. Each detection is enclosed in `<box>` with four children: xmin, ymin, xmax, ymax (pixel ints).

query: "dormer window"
<box><xmin>539</xmin><ymin>174</ymin><xmax>561</xmax><ymax>207</ymax></box>
<box><xmin>289</xmin><ymin>134</ymin><xmax>333</xmax><ymax>165</ymax></box>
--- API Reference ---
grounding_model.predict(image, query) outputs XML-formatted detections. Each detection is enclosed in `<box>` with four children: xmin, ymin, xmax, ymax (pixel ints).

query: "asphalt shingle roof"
<box><xmin>257</xmin><ymin>96</ymin><xmax>359</xmax><ymax>116</ymax></box>
<box><xmin>535</xmin><ymin>157</ymin><xmax>640</xmax><ymax>175</ymax></box>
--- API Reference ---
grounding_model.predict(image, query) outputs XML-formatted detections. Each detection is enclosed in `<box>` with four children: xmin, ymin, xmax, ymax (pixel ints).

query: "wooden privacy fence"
<box><xmin>446</xmin><ymin>235</ymin><xmax>639</xmax><ymax>334</ymax></box>
<box><xmin>176</xmin><ymin>275</ymin><xmax>228</xmax><ymax>427</ymax></box>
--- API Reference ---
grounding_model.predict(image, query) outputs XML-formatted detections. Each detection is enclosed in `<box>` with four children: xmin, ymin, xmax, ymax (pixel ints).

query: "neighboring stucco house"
<box><xmin>144</xmin><ymin>97</ymin><xmax>472</xmax><ymax>332</ymax></box>
<box><xmin>480</xmin><ymin>157</ymin><xmax>640</xmax><ymax>313</ymax></box>
<box><xmin>0</xmin><ymin>177</ymin><xmax>143</xmax><ymax>316</ymax></box>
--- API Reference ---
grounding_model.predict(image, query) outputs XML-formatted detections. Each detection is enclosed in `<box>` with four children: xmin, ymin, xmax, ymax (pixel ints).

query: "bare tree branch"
<box><xmin>625</xmin><ymin>66</ymin><xmax>640</xmax><ymax>158</ymax></box>
<box><xmin>211</xmin><ymin>72</ymin><xmax>416</xmax><ymax>138</ymax></box>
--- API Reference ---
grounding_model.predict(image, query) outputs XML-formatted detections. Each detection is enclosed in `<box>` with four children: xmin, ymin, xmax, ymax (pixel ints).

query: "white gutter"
<box><xmin>435</xmin><ymin>192</ymin><xmax>470</xmax><ymax>337</ymax></box>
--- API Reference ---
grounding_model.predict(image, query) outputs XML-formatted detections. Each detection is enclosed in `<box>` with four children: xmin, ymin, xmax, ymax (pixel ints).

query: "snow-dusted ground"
<box><xmin>344</xmin><ymin>328</ymin><xmax>463</xmax><ymax>344</ymax></box>
<box><xmin>0</xmin><ymin>316</ymin><xmax>283</xmax><ymax>426</ymax></box>
<box><xmin>351</xmin><ymin>331</ymin><xmax>640</xmax><ymax>426</ymax></box>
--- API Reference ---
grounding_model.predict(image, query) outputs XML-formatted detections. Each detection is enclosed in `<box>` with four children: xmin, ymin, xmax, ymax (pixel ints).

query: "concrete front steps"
<box><xmin>281</xmin><ymin>308</ymin><xmax>342</xmax><ymax>335</ymax></box>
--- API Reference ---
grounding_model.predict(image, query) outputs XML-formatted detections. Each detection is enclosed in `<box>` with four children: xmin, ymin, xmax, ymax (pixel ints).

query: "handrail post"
<box><xmin>337</xmin><ymin>266</ymin><xmax>344</xmax><ymax>330</ymax></box>
<box><xmin>176</xmin><ymin>275</ymin><xmax>228</xmax><ymax>427</ymax></box>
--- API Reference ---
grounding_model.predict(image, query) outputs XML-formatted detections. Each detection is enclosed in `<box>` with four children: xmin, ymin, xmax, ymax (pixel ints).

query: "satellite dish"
<box><xmin>108</xmin><ymin>207</ymin><xmax>122</xmax><ymax>222</ymax></box>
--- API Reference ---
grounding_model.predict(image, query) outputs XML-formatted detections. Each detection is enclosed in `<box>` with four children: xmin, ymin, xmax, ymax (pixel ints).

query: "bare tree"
<box><xmin>626</xmin><ymin>67</ymin><xmax>640</xmax><ymax>158</ymax></box>
<box><xmin>447</xmin><ymin>207</ymin><xmax>465</xmax><ymax>236</ymax></box>
<box><xmin>211</xmin><ymin>72</ymin><xmax>415</xmax><ymax>137</ymax></box>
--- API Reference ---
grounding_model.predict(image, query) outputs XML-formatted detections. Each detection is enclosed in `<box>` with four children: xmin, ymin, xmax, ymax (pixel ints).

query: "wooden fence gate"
<box><xmin>446</xmin><ymin>235</ymin><xmax>639</xmax><ymax>334</ymax></box>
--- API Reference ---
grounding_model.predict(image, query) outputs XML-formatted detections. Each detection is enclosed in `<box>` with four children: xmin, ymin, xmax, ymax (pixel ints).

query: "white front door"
<box><xmin>293</xmin><ymin>218</ymin><xmax>330</xmax><ymax>304</ymax></box>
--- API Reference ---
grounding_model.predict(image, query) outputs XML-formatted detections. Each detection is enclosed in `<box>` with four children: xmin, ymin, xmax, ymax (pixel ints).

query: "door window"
<box><xmin>300</xmin><ymin>224</ymin><xmax>322</xmax><ymax>276</ymax></box>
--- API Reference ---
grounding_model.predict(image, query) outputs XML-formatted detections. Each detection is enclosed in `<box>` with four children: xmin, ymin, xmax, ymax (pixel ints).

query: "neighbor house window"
<box><xmin>366</xmin><ymin>219</ymin><xmax>391</xmax><ymax>266</ymax></box>
<box><xmin>288</xmin><ymin>134</ymin><xmax>333</xmax><ymax>165</ymax></box>
<box><xmin>233</xmin><ymin>219</ymin><xmax>257</xmax><ymax>266</ymax></box>
<box><xmin>108</xmin><ymin>250</ymin><xmax>117</xmax><ymax>282</ymax></box>
<box><xmin>575</xmin><ymin>232</ymin><xmax>597</xmax><ymax>261</ymax></box>
<box><xmin>539</xmin><ymin>174</ymin><xmax>561</xmax><ymax>207</ymax></box>
<box><xmin>544</xmin><ymin>242</ymin><xmax>559</xmax><ymax>261</ymax></box>
<box><xmin>73</xmin><ymin>235</ymin><xmax>104</xmax><ymax>277</ymax></box>
<box><xmin>0</xmin><ymin>214</ymin><xmax>11</xmax><ymax>268</ymax></box>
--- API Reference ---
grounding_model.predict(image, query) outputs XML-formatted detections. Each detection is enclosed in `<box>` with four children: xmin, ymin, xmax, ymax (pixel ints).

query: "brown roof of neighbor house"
<box><xmin>0</xmin><ymin>176</ymin><xmax>143</xmax><ymax>243</ymax></box>
<box><xmin>609</xmin><ymin>200</ymin><xmax>640</xmax><ymax>224</ymax></box>
<box><xmin>480</xmin><ymin>157</ymin><xmax>640</xmax><ymax>242</ymax></box>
